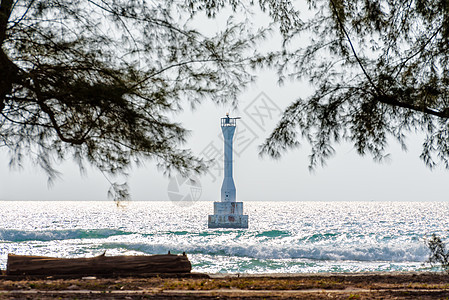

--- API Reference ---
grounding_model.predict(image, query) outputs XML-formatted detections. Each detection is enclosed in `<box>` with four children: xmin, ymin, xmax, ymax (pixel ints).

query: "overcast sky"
<box><xmin>0</xmin><ymin>3</ymin><xmax>448</xmax><ymax>202</ymax></box>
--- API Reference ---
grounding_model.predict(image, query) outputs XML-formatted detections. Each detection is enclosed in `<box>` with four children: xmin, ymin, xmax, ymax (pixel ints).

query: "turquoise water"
<box><xmin>0</xmin><ymin>201</ymin><xmax>447</xmax><ymax>273</ymax></box>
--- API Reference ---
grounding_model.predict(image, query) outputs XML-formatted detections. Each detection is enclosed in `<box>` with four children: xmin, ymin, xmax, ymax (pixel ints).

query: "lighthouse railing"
<box><xmin>221</xmin><ymin>117</ymin><xmax>238</xmax><ymax>127</ymax></box>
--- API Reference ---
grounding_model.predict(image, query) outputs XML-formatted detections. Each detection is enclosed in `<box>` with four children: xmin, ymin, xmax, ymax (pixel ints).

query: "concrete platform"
<box><xmin>208</xmin><ymin>214</ymin><xmax>248</xmax><ymax>228</ymax></box>
<box><xmin>208</xmin><ymin>202</ymin><xmax>248</xmax><ymax>228</ymax></box>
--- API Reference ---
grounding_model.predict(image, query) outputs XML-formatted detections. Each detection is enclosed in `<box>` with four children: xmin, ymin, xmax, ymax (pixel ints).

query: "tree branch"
<box><xmin>328</xmin><ymin>0</ymin><xmax>449</xmax><ymax>119</ymax></box>
<box><xmin>36</xmin><ymin>99</ymin><xmax>86</xmax><ymax>145</ymax></box>
<box><xmin>28</xmin><ymin>78</ymin><xmax>87</xmax><ymax>145</ymax></box>
<box><xmin>0</xmin><ymin>0</ymin><xmax>13</xmax><ymax>44</ymax></box>
<box><xmin>0</xmin><ymin>50</ymin><xmax>19</xmax><ymax>109</ymax></box>
<box><xmin>0</xmin><ymin>111</ymin><xmax>53</xmax><ymax>128</ymax></box>
<box><xmin>328</xmin><ymin>0</ymin><xmax>383</xmax><ymax>96</ymax></box>
<box><xmin>393</xmin><ymin>25</ymin><xmax>443</xmax><ymax>80</ymax></box>
<box><xmin>5</xmin><ymin>0</ymin><xmax>35</xmax><ymax>34</ymax></box>
<box><xmin>374</xmin><ymin>94</ymin><xmax>449</xmax><ymax>118</ymax></box>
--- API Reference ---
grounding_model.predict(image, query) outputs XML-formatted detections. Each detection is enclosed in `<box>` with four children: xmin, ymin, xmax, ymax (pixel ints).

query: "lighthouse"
<box><xmin>208</xmin><ymin>114</ymin><xmax>249</xmax><ymax>228</ymax></box>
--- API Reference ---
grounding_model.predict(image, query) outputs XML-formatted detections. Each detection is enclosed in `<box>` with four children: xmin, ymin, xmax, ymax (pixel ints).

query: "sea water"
<box><xmin>0</xmin><ymin>201</ymin><xmax>447</xmax><ymax>273</ymax></box>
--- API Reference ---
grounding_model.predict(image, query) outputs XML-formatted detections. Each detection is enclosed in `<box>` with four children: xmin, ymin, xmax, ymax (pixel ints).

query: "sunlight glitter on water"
<box><xmin>0</xmin><ymin>201</ymin><xmax>447</xmax><ymax>273</ymax></box>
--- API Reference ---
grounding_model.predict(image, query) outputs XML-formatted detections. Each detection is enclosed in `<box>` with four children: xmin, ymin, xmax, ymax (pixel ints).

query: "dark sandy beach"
<box><xmin>2</xmin><ymin>272</ymin><xmax>449</xmax><ymax>299</ymax></box>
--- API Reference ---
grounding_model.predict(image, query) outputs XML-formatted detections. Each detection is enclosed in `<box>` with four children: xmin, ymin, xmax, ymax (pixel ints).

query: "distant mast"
<box><xmin>208</xmin><ymin>113</ymin><xmax>249</xmax><ymax>229</ymax></box>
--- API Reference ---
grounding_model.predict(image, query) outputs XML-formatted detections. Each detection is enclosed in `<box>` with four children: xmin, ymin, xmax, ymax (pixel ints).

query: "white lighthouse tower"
<box><xmin>208</xmin><ymin>114</ymin><xmax>249</xmax><ymax>228</ymax></box>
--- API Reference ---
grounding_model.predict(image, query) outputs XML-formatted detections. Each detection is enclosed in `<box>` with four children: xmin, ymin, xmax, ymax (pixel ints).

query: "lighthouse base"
<box><xmin>208</xmin><ymin>202</ymin><xmax>249</xmax><ymax>229</ymax></box>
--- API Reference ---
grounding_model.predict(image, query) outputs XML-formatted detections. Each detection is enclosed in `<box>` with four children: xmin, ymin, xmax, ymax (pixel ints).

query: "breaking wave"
<box><xmin>0</xmin><ymin>229</ymin><xmax>133</xmax><ymax>242</ymax></box>
<box><xmin>0</xmin><ymin>201</ymin><xmax>447</xmax><ymax>273</ymax></box>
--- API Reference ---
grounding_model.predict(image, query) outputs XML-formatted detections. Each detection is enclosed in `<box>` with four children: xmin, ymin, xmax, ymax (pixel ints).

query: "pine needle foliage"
<box><xmin>426</xmin><ymin>234</ymin><xmax>449</xmax><ymax>272</ymax></box>
<box><xmin>0</xmin><ymin>0</ymin><xmax>268</xmax><ymax>200</ymax></box>
<box><xmin>3</xmin><ymin>0</ymin><xmax>449</xmax><ymax>199</ymax></box>
<box><xmin>259</xmin><ymin>0</ymin><xmax>449</xmax><ymax>170</ymax></box>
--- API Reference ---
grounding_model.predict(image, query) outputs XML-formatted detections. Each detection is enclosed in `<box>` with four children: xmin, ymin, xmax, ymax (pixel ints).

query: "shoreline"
<box><xmin>1</xmin><ymin>269</ymin><xmax>445</xmax><ymax>280</ymax></box>
<box><xmin>2</xmin><ymin>271</ymin><xmax>449</xmax><ymax>299</ymax></box>
<box><xmin>1</xmin><ymin>269</ymin><xmax>443</xmax><ymax>277</ymax></box>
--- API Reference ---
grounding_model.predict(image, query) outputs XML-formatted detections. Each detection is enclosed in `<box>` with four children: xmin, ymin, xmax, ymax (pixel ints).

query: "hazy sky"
<box><xmin>0</xmin><ymin>4</ymin><xmax>448</xmax><ymax>202</ymax></box>
<box><xmin>1</xmin><ymin>67</ymin><xmax>447</xmax><ymax>202</ymax></box>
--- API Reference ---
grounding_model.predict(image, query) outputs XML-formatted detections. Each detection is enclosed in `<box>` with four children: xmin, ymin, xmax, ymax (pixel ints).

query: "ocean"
<box><xmin>0</xmin><ymin>201</ymin><xmax>447</xmax><ymax>273</ymax></box>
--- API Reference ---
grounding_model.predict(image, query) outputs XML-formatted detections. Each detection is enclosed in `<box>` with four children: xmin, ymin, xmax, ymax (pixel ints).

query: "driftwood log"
<box><xmin>6</xmin><ymin>253</ymin><xmax>191</xmax><ymax>275</ymax></box>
